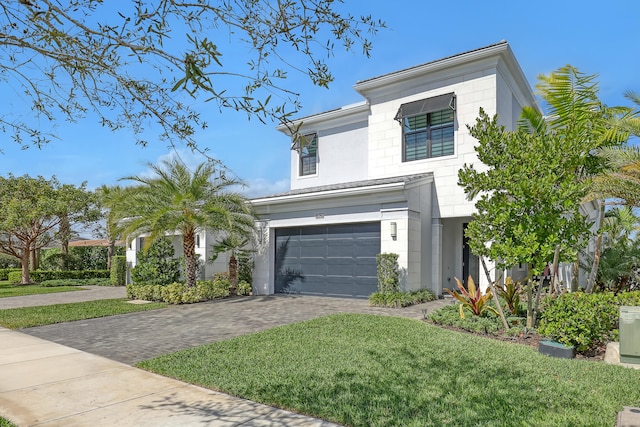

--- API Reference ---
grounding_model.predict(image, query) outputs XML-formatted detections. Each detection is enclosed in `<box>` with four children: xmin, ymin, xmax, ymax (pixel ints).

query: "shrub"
<box><xmin>427</xmin><ymin>304</ymin><xmax>502</xmax><ymax>335</ymax></box>
<box><xmin>538</xmin><ymin>291</ymin><xmax>640</xmax><ymax>353</ymax></box>
<box><xmin>369</xmin><ymin>289</ymin><xmax>436</xmax><ymax>308</ymax></box>
<box><xmin>445</xmin><ymin>276</ymin><xmax>497</xmax><ymax>318</ymax></box>
<box><xmin>39</xmin><ymin>250</ymin><xmax>80</xmax><ymax>271</ymax></box>
<box><xmin>131</xmin><ymin>237</ymin><xmax>181</xmax><ymax>285</ymax></box>
<box><xmin>110</xmin><ymin>256</ymin><xmax>127</xmax><ymax>286</ymax></box>
<box><xmin>7</xmin><ymin>270</ymin><xmax>21</xmax><ymax>283</ymax></box>
<box><xmin>237</xmin><ymin>254</ymin><xmax>254</xmax><ymax>283</ymax></box>
<box><xmin>237</xmin><ymin>280</ymin><xmax>252</xmax><ymax>296</ymax></box>
<box><xmin>126</xmin><ymin>278</ymin><xmax>232</xmax><ymax>304</ymax></box>
<box><xmin>495</xmin><ymin>277</ymin><xmax>522</xmax><ymax>315</ymax></box>
<box><xmin>0</xmin><ymin>268</ymin><xmax>21</xmax><ymax>280</ymax></box>
<box><xmin>376</xmin><ymin>253</ymin><xmax>400</xmax><ymax>293</ymax></box>
<box><xmin>7</xmin><ymin>269</ymin><xmax>109</xmax><ymax>283</ymax></box>
<box><xmin>40</xmin><ymin>278</ymin><xmax>112</xmax><ymax>287</ymax></box>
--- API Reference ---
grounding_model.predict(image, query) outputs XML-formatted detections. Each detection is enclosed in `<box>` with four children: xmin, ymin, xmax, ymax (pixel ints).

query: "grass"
<box><xmin>0</xmin><ymin>299</ymin><xmax>167</xmax><ymax>329</ymax></box>
<box><xmin>0</xmin><ymin>417</ymin><xmax>16</xmax><ymax>427</ymax></box>
<box><xmin>0</xmin><ymin>282</ymin><xmax>82</xmax><ymax>298</ymax></box>
<box><xmin>139</xmin><ymin>313</ymin><xmax>640</xmax><ymax>427</ymax></box>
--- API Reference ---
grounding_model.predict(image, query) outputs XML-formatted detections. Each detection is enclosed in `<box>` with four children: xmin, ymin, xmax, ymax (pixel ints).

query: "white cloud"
<box><xmin>235</xmin><ymin>177</ymin><xmax>290</xmax><ymax>198</ymax></box>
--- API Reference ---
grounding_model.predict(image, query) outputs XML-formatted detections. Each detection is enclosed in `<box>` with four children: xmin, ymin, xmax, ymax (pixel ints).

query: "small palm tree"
<box><xmin>210</xmin><ymin>230</ymin><xmax>254</xmax><ymax>292</ymax></box>
<box><xmin>109</xmin><ymin>158</ymin><xmax>255</xmax><ymax>289</ymax></box>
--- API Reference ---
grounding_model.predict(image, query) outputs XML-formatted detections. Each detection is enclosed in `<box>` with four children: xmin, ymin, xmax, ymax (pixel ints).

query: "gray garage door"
<box><xmin>274</xmin><ymin>222</ymin><xmax>381</xmax><ymax>298</ymax></box>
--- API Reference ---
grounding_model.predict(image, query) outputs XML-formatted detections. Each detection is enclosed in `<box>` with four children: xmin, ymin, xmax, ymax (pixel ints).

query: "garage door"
<box><xmin>274</xmin><ymin>222</ymin><xmax>380</xmax><ymax>298</ymax></box>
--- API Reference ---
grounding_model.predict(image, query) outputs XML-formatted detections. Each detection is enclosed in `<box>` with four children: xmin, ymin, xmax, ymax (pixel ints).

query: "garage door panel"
<box><xmin>299</xmin><ymin>245</ymin><xmax>327</xmax><ymax>257</ymax></box>
<box><xmin>275</xmin><ymin>222</ymin><xmax>380</xmax><ymax>298</ymax></box>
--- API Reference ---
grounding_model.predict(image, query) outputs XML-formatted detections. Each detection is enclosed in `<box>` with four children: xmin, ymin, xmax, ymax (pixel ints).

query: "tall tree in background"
<box><xmin>96</xmin><ymin>185</ymin><xmax>129</xmax><ymax>270</ymax></box>
<box><xmin>0</xmin><ymin>175</ymin><xmax>90</xmax><ymax>283</ymax></box>
<box><xmin>0</xmin><ymin>1</ymin><xmax>384</xmax><ymax>151</ymax></box>
<box><xmin>108</xmin><ymin>158</ymin><xmax>255</xmax><ymax>289</ymax></box>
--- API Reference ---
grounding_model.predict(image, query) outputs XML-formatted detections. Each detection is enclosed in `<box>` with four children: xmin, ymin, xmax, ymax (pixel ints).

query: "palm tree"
<box><xmin>210</xmin><ymin>230</ymin><xmax>254</xmax><ymax>292</ymax></box>
<box><xmin>519</xmin><ymin>66</ymin><xmax>636</xmax><ymax>293</ymax></box>
<box><xmin>109</xmin><ymin>158</ymin><xmax>255</xmax><ymax>289</ymax></box>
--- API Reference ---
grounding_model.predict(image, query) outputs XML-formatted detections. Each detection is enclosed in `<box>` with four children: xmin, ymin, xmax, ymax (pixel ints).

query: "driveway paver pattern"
<box><xmin>21</xmin><ymin>294</ymin><xmax>451</xmax><ymax>364</ymax></box>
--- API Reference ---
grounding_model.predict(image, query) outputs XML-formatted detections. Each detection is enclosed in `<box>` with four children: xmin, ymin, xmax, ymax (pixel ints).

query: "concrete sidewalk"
<box><xmin>0</xmin><ymin>327</ymin><xmax>340</xmax><ymax>427</ymax></box>
<box><xmin>0</xmin><ymin>286</ymin><xmax>126</xmax><ymax>309</ymax></box>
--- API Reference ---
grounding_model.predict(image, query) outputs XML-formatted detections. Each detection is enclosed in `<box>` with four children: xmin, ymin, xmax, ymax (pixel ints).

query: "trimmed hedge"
<box><xmin>538</xmin><ymin>291</ymin><xmax>640</xmax><ymax>353</ymax></box>
<box><xmin>126</xmin><ymin>277</ymin><xmax>235</xmax><ymax>304</ymax></box>
<box><xmin>369</xmin><ymin>289</ymin><xmax>436</xmax><ymax>308</ymax></box>
<box><xmin>110</xmin><ymin>256</ymin><xmax>127</xmax><ymax>286</ymax></box>
<box><xmin>40</xmin><ymin>278</ymin><xmax>113</xmax><ymax>287</ymax></box>
<box><xmin>427</xmin><ymin>303</ymin><xmax>503</xmax><ymax>335</ymax></box>
<box><xmin>0</xmin><ymin>268</ymin><xmax>21</xmax><ymax>281</ymax></box>
<box><xmin>7</xmin><ymin>269</ymin><xmax>110</xmax><ymax>284</ymax></box>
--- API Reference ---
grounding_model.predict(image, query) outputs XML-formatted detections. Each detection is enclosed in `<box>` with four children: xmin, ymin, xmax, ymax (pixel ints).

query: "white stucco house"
<box><xmin>125</xmin><ymin>230</ymin><xmax>229</xmax><ymax>283</ymax></box>
<box><xmin>250</xmin><ymin>41</ymin><xmax>542</xmax><ymax>298</ymax></box>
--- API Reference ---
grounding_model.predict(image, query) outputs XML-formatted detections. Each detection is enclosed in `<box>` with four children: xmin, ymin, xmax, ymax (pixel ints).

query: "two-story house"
<box><xmin>250</xmin><ymin>41</ymin><xmax>540</xmax><ymax>298</ymax></box>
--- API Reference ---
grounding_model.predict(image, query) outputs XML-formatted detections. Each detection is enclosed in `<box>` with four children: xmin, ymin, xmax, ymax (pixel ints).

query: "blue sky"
<box><xmin>1</xmin><ymin>1</ymin><xmax>639</xmax><ymax>197</ymax></box>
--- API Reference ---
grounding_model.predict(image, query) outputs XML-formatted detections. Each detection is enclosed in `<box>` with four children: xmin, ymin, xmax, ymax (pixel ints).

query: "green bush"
<box><xmin>40</xmin><ymin>278</ymin><xmax>112</xmax><ymax>287</ymax></box>
<box><xmin>7</xmin><ymin>269</ymin><xmax>110</xmax><ymax>284</ymax></box>
<box><xmin>0</xmin><ymin>268</ymin><xmax>21</xmax><ymax>280</ymax></box>
<box><xmin>126</xmin><ymin>278</ymin><xmax>231</xmax><ymax>304</ymax></box>
<box><xmin>131</xmin><ymin>237</ymin><xmax>181</xmax><ymax>285</ymax></box>
<box><xmin>538</xmin><ymin>291</ymin><xmax>640</xmax><ymax>353</ymax></box>
<box><xmin>427</xmin><ymin>304</ymin><xmax>502</xmax><ymax>335</ymax></box>
<box><xmin>7</xmin><ymin>270</ymin><xmax>21</xmax><ymax>283</ymax></box>
<box><xmin>376</xmin><ymin>253</ymin><xmax>400</xmax><ymax>293</ymax></box>
<box><xmin>237</xmin><ymin>280</ymin><xmax>252</xmax><ymax>296</ymax></box>
<box><xmin>110</xmin><ymin>255</ymin><xmax>127</xmax><ymax>286</ymax></box>
<box><xmin>369</xmin><ymin>289</ymin><xmax>436</xmax><ymax>308</ymax></box>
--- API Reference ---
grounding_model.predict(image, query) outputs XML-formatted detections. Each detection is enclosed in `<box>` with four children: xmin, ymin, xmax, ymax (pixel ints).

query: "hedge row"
<box><xmin>538</xmin><ymin>291</ymin><xmax>640</xmax><ymax>353</ymax></box>
<box><xmin>0</xmin><ymin>268</ymin><xmax>21</xmax><ymax>281</ymax></box>
<box><xmin>127</xmin><ymin>279</ymin><xmax>252</xmax><ymax>304</ymax></box>
<box><xmin>7</xmin><ymin>269</ymin><xmax>110</xmax><ymax>284</ymax></box>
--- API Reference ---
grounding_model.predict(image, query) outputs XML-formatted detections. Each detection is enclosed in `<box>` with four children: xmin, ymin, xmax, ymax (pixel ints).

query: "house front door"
<box><xmin>462</xmin><ymin>223</ymin><xmax>479</xmax><ymax>288</ymax></box>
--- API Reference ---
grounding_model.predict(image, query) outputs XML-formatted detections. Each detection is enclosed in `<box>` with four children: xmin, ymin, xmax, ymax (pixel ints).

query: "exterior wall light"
<box><xmin>390</xmin><ymin>222</ymin><xmax>397</xmax><ymax>239</ymax></box>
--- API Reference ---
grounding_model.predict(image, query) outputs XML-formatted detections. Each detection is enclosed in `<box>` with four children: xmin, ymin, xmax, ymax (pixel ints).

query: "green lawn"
<box><xmin>0</xmin><ymin>299</ymin><xmax>167</xmax><ymax>329</ymax></box>
<box><xmin>139</xmin><ymin>313</ymin><xmax>640</xmax><ymax>427</ymax></box>
<box><xmin>0</xmin><ymin>282</ymin><xmax>82</xmax><ymax>298</ymax></box>
<box><xmin>0</xmin><ymin>416</ymin><xmax>16</xmax><ymax>427</ymax></box>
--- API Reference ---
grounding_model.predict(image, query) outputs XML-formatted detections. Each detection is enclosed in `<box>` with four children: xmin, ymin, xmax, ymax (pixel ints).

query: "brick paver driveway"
<box><xmin>22</xmin><ymin>295</ymin><xmax>451</xmax><ymax>365</ymax></box>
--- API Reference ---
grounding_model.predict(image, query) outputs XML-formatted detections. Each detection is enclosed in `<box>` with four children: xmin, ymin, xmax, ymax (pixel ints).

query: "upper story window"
<box><xmin>395</xmin><ymin>93</ymin><xmax>456</xmax><ymax>162</ymax></box>
<box><xmin>292</xmin><ymin>133</ymin><xmax>318</xmax><ymax>176</ymax></box>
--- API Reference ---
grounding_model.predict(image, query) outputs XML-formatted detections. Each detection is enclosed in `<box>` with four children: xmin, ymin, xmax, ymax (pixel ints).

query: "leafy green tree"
<box><xmin>1</xmin><ymin>1</ymin><xmax>384</xmax><ymax>150</ymax></box>
<box><xmin>110</xmin><ymin>158</ymin><xmax>255</xmax><ymax>289</ymax></box>
<box><xmin>131</xmin><ymin>237</ymin><xmax>181</xmax><ymax>285</ymax></box>
<box><xmin>96</xmin><ymin>185</ymin><xmax>129</xmax><ymax>269</ymax></box>
<box><xmin>0</xmin><ymin>175</ymin><xmax>87</xmax><ymax>283</ymax></box>
<box><xmin>459</xmin><ymin>110</ymin><xmax>596</xmax><ymax>326</ymax></box>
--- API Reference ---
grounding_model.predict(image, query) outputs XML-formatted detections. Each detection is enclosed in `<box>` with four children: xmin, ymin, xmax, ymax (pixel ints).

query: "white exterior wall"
<box><xmin>365</xmin><ymin>71</ymin><xmax>497</xmax><ymax>219</ymax></box>
<box><xmin>290</xmin><ymin>120</ymin><xmax>369</xmax><ymax>190</ymax></box>
<box><xmin>124</xmin><ymin>229</ymin><xmax>230</xmax><ymax>282</ymax></box>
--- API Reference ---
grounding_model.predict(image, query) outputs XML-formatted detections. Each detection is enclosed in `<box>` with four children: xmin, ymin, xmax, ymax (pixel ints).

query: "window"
<box><xmin>395</xmin><ymin>93</ymin><xmax>455</xmax><ymax>162</ymax></box>
<box><xmin>292</xmin><ymin>133</ymin><xmax>318</xmax><ymax>176</ymax></box>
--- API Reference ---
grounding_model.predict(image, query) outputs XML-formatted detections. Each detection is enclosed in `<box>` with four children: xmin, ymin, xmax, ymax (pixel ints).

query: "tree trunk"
<box><xmin>107</xmin><ymin>240</ymin><xmax>115</xmax><ymax>270</ymax></box>
<box><xmin>59</xmin><ymin>215</ymin><xmax>70</xmax><ymax>255</ymax></box>
<box><xmin>21</xmin><ymin>245</ymin><xmax>31</xmax><ymax>285</ymax></box>
<box><xmin>228</xmin><ymin>254</ymin><xmax>238</xmax><ymax>294</ymax></box>
<box><xmin>571</xmin><ymin>260</ymin><xmax>579</xmax><ymax>292</ymax></box>
<box><xmin>183</xmin><ymin>228</ymin><xmax>197</xmax><ymax>289</ymax></box>
<box><xmin>480</xmin><ymin>257</ymin><xmax>509</xmax><ymax>330</ymax></box>
<box><xmin>586</xmin><ymin>201</ymin><xmax>606</xmax><ymax>293</ymax></box>
<box><xmin>30</xmin><ymin>248</ymin><xmax>39</xmax><ymax>271</ymax></box>
<box><xmin>586</xmin><ymin>233</ymin><xmax>602</xmax><ymax>293</ymax></box>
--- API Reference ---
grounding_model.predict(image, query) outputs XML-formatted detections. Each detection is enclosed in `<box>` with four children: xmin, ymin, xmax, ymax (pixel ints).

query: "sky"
<box><xmin>1</xmin><ymin>0</ymin><xmax>640</xmax><ymax>198</ymax></box>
